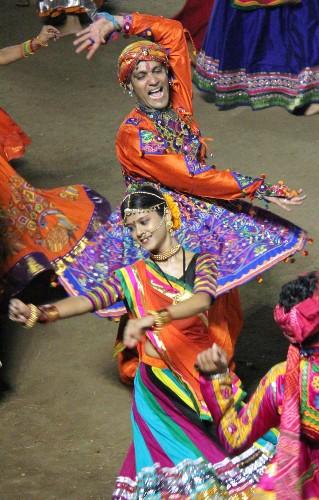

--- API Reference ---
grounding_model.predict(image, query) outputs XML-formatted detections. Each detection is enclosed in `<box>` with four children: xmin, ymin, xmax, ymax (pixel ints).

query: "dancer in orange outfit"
<box><xmin>67</xmin><ymin>12</ymin><xmax>307</xmax><ymax>383</ymax></box>
<box><xmin>0</xmin><ymin>25</ymin><xmax>60</xmax><ymax>161</ymax></box>
<box><xmin>0</xmin><ymin>153</ymin><xmax>110</xmax><ymax>307</ymax></box>
<box><xmin>0</xmin><ymin>25</ymin><xmax>110</xmax><ymax>307</ymax></box>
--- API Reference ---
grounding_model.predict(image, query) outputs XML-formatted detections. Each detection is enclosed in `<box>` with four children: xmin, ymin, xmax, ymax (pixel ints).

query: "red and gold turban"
<box><xmin>118</xmin><ymin>40</ymin><xmax>169</xmax><ymax>87</ymax></box>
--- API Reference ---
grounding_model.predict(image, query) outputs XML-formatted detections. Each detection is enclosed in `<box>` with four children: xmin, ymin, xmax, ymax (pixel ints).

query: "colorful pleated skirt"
<box><xmin>113</xmin><ymin>362</ymin><xmax>275</xmax><ymax>498</ymax></box>
<box><xmin>194</xmin><ymin>0</ymin><xmax>319</xmax><ymax>111</ymax></box>
<box><xmin>0</xmin><ymin>156</ymin><xmax>111</xmax><ymax>304</ymax></box>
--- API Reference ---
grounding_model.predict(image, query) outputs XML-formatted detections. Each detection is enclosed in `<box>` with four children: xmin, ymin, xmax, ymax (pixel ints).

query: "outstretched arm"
<box><xmin>117</xmin><ymin>126</ymin><xmax>305</xmax><ymax>204</ymax></box>
<box><xmin>9</xmin><ymin>273</ymin><xmax>123</xmax><ymax>327</ymax></box>
<box><xmin>0</xmin><ymin>26</ymin><xmax>60</xmax><ymax>65</ymax></box>
<box><xmin>9</xmin><ymin>295</ymin><xmax>93</xmax><ymax>325</ymax></box>
<box><xmin>196</xmin><ymin>345</ymin><xmax>284</xmax><ymax>453</ymax></box>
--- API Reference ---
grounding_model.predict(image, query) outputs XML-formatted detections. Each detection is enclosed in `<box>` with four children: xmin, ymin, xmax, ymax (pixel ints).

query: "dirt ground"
<box><xmin>1</xmin><ymin>1</ymin><xmax>319</xmax><ymax>498</ymax></box>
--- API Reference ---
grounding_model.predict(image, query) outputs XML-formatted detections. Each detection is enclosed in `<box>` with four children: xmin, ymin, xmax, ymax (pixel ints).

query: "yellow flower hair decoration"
<box><xmin>163</xmin><ymin>194</ymin><xmax>181</xmax><ymax>231</ymax></box>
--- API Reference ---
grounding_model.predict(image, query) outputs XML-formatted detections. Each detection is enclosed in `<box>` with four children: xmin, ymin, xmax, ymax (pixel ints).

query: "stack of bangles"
<box><xmin>21</xmin><ymin>37</ymin><xmax>47</xmax><ymax>58</ymax></box>
<box><xmin>149</xmin><ymin>309</ymin><xmax>172</xmax><ymax>333</ymax></box>
<box><xmin>23</xmin><ymin>304</ymin><xmax>60</xmax><ymax>329</ymax></box>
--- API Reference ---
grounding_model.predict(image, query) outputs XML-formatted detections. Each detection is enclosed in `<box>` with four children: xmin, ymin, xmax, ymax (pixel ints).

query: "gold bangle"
<box><xmin>148</xmin><ymin>309</ymin><xmax>172</xmax><ymax>332</ymax></box>
<box><xmin>23</xmin><ymin>304</ymin><xmax>41</xmax><ymax>329</ymax></box>
<box><xmin>34</xmin><ymin>36</ymin><xmax>48</xmax><ymax>47</ymax></box>
<box><xmin>37</xmin><ymin>305</ymin><xmax>60</xmax><ymax>323</ymax></box>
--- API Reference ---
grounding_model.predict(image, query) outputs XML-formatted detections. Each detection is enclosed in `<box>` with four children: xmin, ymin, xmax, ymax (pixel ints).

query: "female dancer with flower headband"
<box><xmin>65</xmin><ymin>11</ymin><xmax>307</xmax><ymax>382</ymax></box>
<box><xmin>196</xmin><ymin>271</ymin><xmax>319</xmax><ymax>498</ymax></box>
<box><xmin>9</xmin><ymin>185</ymin><xmax>278</xmax><ymax>498</ymax></box>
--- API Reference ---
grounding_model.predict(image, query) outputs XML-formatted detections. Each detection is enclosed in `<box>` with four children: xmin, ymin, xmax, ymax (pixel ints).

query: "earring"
<box><xmin>166</xmin><ymin>220</ymin><xmax>173</xmax><ymax>233</ymax></box>
<box><xmin>128</xmin><ymin>88</ymin><xmax>133</xmax><ymax>97</ymax></box>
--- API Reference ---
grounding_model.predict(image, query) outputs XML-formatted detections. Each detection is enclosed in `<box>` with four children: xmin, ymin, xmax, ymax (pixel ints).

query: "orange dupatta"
<box><xmin>116</xmin><ymin>259</ymin><xmax>233</xmax><ymax>418</ymax></box>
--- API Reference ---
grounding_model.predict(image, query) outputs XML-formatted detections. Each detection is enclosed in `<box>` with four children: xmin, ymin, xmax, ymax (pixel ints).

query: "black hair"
<box><xmin>120</xmin><ymin>184</ymin><xmax>166</xmax><ymax>220</ymax></box>
<box><xmin>279</xmin><ymin>271</ymin><xmax>319</xmax><ymax>312</ymax></box>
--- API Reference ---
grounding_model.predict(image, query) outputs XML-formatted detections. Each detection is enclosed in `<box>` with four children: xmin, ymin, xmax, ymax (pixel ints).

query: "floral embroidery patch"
<box><xmin>300</xmin><ymin>360</ymin><xmax>319</xmax><ymax>440</ymax></box>
<box><xmin>139</xmin><ymin>129</ymin><xmax>168</xmax><ymax>155</ymax></box>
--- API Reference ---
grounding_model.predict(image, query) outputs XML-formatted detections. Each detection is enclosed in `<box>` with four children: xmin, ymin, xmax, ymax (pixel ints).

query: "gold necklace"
<box><xmin>150</xmin><ymin>243</ymin><xmax>181</xmax><ymax>262</ymax></box>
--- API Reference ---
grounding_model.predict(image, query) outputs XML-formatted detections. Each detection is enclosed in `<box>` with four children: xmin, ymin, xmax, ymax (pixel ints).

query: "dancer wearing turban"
<box><xmin>68</xmin><ymin>11</ymin><xmax>307</xmax><ymax>381</ymax></box>
<box><xmin>196</xmin><ymin>271</ymin><xmax>319</xmax><ymax>498</ymax></box>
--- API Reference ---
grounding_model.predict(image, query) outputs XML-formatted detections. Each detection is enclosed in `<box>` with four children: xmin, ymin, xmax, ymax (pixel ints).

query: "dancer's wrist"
<box><xmin>37</xmin><ymin>305</ymin><xmax>60</xmax><ymax>323</ymax></box>
<box><xmin>23</xmin><ymin>304</ymin><xmax>41</xmax><ymax>328</ymax></box>
<box><xmin>93</xmin><ymin>12</ymin><xmax>123</xmax><ymax>31</ymax></box>
<box><xmin>148</xmin><ymin>309</ymin><xmax>172</xmax><ymax>331</ymax></box>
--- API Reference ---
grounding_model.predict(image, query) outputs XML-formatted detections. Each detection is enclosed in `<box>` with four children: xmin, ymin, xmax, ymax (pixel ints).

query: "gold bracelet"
<box><xmin>34</xmin><ymin>36</ymin><xmax>48</xmax><ymax>47</ymax></box>
<box><xmin>37</xmin><ymin>305</ymin><xmax>60</xmax><ymax>323</ymax></box>
<box><xmin>23</xmin><ymin>304</ymin><xmax>41</xmax><ymax>329</ymax></box>
<box><xmin>148</xmin><ymin>309</ymin><xmax>172</xmax><ymax>332</ymax></box>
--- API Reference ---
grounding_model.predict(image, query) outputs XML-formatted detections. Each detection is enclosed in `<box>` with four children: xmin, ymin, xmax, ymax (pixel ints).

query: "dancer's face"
<box><xmin>125</xmin><ymin>210</ymin><xmax>170</xmax><ymax>252</ymax></box>
<box><xmin>129</xmin><ymin>61</ymin><xmax>170</xmax><ymax>110</ymax></box>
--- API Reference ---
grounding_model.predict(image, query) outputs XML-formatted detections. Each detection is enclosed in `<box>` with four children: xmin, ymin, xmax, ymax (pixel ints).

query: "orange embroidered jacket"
<box><xmin>116</xmin><ymin>13</ymin><xmax>264</xmax><ymax>200</ymax></box>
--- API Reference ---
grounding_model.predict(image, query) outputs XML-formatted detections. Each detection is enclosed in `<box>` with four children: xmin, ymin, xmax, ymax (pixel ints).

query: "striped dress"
<box><xmin>83</xmin><ymin>252</ymin><xmax>277</xmax><ymax>498</ymax></box>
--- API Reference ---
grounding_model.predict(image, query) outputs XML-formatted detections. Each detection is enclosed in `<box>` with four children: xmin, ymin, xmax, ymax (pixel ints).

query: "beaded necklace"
<box><xmin>151</xmin><ymin>243</ymin><xmax>181</xmax><ymax>261</ymax></box>
<box><xmin>138</xmin><ymin>105</ymin><xmax>201</xmax><ymax>163</ymax></box>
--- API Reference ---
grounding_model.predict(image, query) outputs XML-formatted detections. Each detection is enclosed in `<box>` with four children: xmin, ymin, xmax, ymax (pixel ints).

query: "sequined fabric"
<box><xmin>138</xmin><ymin>106</ymin><xmax>211</xmax><ymax>175</ymax></box>
<box><xmin>194</xmin><ymin>0</ymin><xmax>319</xmax><ymax>111</ymax></box>
<box><xmin>59</xmin><ymin>176</ymin><xmax>305</xmax><ymax>318</ymax></box>
<box><xmin>112</xmin><ymin>363</ymin><xmax>274</xmax><ymax>499</ymax></box>
<box><xmin>0</xmin><ymin>155</ymin><xmax>111</xmax><ymax>304</ymax></box>
<box><xmin>113</xmin><ymin>456</ymin><xmax>265</xmax><ymax>498</ymax></box>
<box><xmin>37</xmin><ymin>0</ymin><xmax>96</xmax><ymax>17</ymax></box>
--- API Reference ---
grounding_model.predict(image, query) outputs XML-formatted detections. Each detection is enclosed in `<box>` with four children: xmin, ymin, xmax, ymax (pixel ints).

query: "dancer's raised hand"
<box><xmin>265</xmin><ymin>191</ymin><xmax>306</xmax><ymax>211</ymax></box>
<box><xmin>123</xmin><ymin>316</ymin><xmax>154</xmax><ymax>349</ymax></box>
<box><xmin>37</xmin><ymin>25</ymin><xmax>60</xmax><ymax>45</ymax></box>
<box><xmin>74</xmin><ymin>16</ymin><xmax>122</xmax><ymax>59</ymax></box>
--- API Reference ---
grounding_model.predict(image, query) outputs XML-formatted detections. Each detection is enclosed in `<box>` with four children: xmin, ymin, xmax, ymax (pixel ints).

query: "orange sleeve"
<box><xmin>125</xmin><ymin>13</ymin><xmax>193</xmax><ymax>114</ymax></box>
<box><xmin>116</xmin><ymin>125</ymin><xmax>263</xmax><ymax>200</ymax></box>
